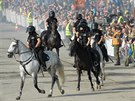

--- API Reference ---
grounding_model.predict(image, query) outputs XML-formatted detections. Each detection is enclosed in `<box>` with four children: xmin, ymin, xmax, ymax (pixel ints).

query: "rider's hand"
<box><xmin>98</xmin><ymin>42</ymin><xmax>100</xmax><ymax>45</ymax></box>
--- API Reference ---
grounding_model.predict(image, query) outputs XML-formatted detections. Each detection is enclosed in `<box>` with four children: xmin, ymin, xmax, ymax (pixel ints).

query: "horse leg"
<box><xmin>87</xmin><ymin>71</ymin><xmax>94</xmax><ymax>91</ymax></box>
<box><xmin>102</xmin><ymin>60</ymin><xmax>106</xmax><ymax>80</ymax></box>
<box><xmin>99</xmin><ymin>61</ymin><xmax>105</xmax><ymax>86</ymax></box>
<box><xmin>77</xmin><ymin>69</ymin><xmax>81</xmax><ymax>91</ymax></box>
<box><xmin>92</xmin><ymin>67</ymin><xmax>101</xmax><ymax>89</ymax></box>
<box><xmin>32</xmin><ymin>73</ymin><xmax>45</xmax><ymax>94</ymax></box>
<box><xmin>55</xmin><ymin>75</ymin><xmax>65</xmax><ymax>95</ymax></box>
<box><xmin>56</xmin><ymin>48</ymin><xmax>59</xmax><ymax>56</ymax></box>
<box><xmin>48</xmin><ymin>69</ymin><xmax>57</xmax><ymax>97</ymax></box>
<box><xmin>16</xmin><ymin>72</ymin><xmax>26</xmax><ymax>100</ymax></box>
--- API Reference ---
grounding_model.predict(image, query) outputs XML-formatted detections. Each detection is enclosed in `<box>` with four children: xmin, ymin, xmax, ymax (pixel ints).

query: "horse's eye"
<box><xmin>13</xmin><ymin>45</ymin><xmax>16</xmax><ymax>47</ymax></box>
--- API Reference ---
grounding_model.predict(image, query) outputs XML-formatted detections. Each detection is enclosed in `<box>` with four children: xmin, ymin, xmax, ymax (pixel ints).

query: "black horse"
<box><xmin>41</xmin><ymin>21</ymin><xmax>62</xmax><ymax>56</ymax></box>
<box><xmin>69</xmin><ymin>38</ymin><xmax>101</xmax><ymax>91</ymax></box>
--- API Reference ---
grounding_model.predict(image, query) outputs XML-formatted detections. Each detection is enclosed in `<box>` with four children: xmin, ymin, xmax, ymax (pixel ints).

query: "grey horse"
<box><xmin>91</xmin><ymin>38</ymin><xmax>106</xmax><ymax>85</ymax></box>
<box><xmin>7</xmin><ymin>39</ymin><xmax>65</xmax><ymax>100</ymax></box>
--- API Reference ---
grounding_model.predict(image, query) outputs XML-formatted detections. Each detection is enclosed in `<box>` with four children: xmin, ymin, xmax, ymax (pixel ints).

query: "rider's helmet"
<box><xmin>26</xmin><ymin>25</ymin><xmax>35</xmax><ymax>33</ymax></box>
<box><xmin>49</xmin><ymin>10</ymin><xmax>55</xmax><ymax>18</ymax></box>
<box><xmin>76</xmin><ymin>14</ymin><xmax>82</xmax><ymax>20</ymax></box>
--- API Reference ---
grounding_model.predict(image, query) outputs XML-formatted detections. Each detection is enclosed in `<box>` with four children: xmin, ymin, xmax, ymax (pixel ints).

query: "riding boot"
<box><xmin>42</xmin><ymin>62</ymin><xmax>47</xmax><ymax>71</ymax></box>
<box><xmin>57</xmin><ymin>32</ymin><xmax>63</xmax><ymax>48</ymax></box>
<box><xmin>100</xmin><ymin>44</ymin><xmax>109</xmax><ymax>62</ymax></box>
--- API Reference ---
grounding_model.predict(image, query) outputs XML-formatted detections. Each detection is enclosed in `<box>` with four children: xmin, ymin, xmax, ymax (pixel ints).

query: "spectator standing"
<box><xmin>112</xmin><ymin>26</ymin><xmax>121</xmax><ymax>65</ymax></box>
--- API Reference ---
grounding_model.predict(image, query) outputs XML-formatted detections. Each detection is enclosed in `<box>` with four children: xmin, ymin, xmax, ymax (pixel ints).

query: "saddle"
<box><xmin>42</xmin><ymin>52</ymin><xmax>50</xmax><ymax>61</ymax></box>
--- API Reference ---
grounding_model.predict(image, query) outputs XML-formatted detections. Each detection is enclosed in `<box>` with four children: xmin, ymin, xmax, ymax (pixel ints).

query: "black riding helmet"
<box><xmin>76</xmin><ymin>14</ymin><xmax>82</xmax><ymax>20</ymax></box>
<box><xmin>26</xmin><ymin>25</ymin><xmax>35</xmax><ymax>33</ymax></box>
<box><xmin>49</xmin><ymin>10</ymin><xmax>55</xmax><ymax>18</ymax></box>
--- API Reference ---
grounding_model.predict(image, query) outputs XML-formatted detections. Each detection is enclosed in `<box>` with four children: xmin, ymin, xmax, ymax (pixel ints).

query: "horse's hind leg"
<box><xmin>32</xmin><ymin>73</ymin><xmax>45</xmax><ymax>94</ymax></box>
<box><xmin>55</xmin><ymin>75</ymin><xmax>65</xmax><ymax>95</ymax></box>
<box><xmin>48</xmin><ymin>69</ymin><xmax>57</xmax><ymax>97</ymax></box>
<box><xmin>87</xmin><ymin>71</ymin><xmax>94</xmax><ymax>91</ymax></box>
<box><xmin>16</xmin><ymin>72</ymin><xmax>26</xmax><ymax>100</ymax></box>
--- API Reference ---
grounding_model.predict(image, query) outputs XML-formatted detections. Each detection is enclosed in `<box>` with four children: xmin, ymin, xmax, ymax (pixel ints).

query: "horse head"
<box><xmin>69</xmin><ymin>38</ymin><xmax>78</xmax><ymax>56</ymax></box>
<box><xmin>7</xmin><ymin>39</ymin><xmax>19</xmax><ymax>58</ymax></box>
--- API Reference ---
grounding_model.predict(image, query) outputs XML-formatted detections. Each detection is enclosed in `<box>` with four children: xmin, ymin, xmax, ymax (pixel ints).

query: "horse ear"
<box><xmin>13</xmin><ymin>38</ymin><xmax>18</xmax><ymax>43</ymax></box>
<box><xmin>13</xmin><ymin>38</ymin><xmax>17</xmax><ymax>41</ymax></box>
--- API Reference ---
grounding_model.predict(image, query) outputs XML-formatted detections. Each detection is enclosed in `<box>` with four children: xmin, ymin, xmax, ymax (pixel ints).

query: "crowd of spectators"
<box><xmin>2</xmin><ymin>0</ymin><xmax>134</xmax><ymax>30</ymax></box>
<box><xmin>1</xmin><ymin>0</ymin><xmax>135</xmax><ymax>66</ymax></box>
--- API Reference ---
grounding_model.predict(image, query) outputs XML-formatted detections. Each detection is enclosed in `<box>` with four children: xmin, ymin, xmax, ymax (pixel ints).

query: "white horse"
<box><xmin>91</xmin><ymin>37</ymin><xmax>105</xmax><ymax>85</ymax></box>
<box><xmin>7</xmin><ymin>39</ymin><xmax>65</xmax><ymax>100</ymax></box>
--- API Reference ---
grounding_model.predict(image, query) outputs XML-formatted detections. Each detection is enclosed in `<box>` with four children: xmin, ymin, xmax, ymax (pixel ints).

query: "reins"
<box><xmin>13</xmin><ymin>51</ymin><xmax>34</xmax><ymax>76</ymax></box>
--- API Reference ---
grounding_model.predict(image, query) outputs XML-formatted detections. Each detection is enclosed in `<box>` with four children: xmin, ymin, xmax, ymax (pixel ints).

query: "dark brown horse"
<box><xmin>69</xmin><ymin>38</ymin><xmax>101</xmax><ymax>91</ymax></box>
<box><xmin>41</xmin><ymin>21</ymin><xmax>62</xmax><ymax>56</ymax></box>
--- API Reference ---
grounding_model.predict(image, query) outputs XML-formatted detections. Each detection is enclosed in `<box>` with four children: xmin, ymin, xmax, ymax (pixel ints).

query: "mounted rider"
<box><xmin>72</xmin><ymin>13</ymin><xmax>83</xmax><ymax>68</ymax></box>
<box><xmin>76</xmin><ymin>18</ymin><xmax>91</xmax><ymax>47</ymax></box>
<box><xmin>72</xmin><ymin>13</ymin><xmax>83</xmax><ymax>40</ymax></box>
<box><xmin>45</xmin><ymin>10</ymin><xmax>63</xmax><ymax>48</ymax></box>
<box><xmin>26</xmin><ymin>25</ymin><xmax>48</xmax><ymax>71</ymax></box>
<box><xmin>76</xmin><ymin>18</ymin><xmax>99</xmax><ymax>67</ymax></box>
<box><xmin>92</xmin><ymin>22</ymin><xmax>109</xmax><ymax>62</ymax></box>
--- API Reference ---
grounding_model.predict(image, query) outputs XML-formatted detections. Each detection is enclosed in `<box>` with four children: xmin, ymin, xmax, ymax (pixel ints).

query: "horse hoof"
<box><xmin>92</xmin><ymin>88</ymin><xmax>95</xmax><ymax>91</ymax></box>
<box><xmin>61</xmin><ymin>89</ymin><xmax>65</xmax><ymax>95</ymax></box>
<box><xmin>48</xmin><ymin>94</ymin><xmax>52</xmax><ymax>97</ymax></box>
<box><xmin>77</xmin><ymin>88</ymin><xmax>80</xmax><ymax>91</ymax></box>
<box><xmin>16</xmin><ymin>96</ymin><xmax>20</xmax><ymax>100</ymax></box>
<box><xmin>40</xmin><ymin>90</ymin><xmax>45</xmax><ymax>94</ymax></box>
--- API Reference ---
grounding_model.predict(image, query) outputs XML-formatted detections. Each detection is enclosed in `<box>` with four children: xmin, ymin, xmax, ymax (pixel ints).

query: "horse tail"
<box><xmin>57</xmin><ymin>60</ymin><xmax>65</xmax><ymax>86</ymax></box>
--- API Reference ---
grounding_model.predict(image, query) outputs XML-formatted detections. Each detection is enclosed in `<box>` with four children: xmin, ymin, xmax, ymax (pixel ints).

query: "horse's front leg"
<box><xmin>32</xmin><ymin>73</ymin><xmax>45</xmax><ymax>94</ymax></box>
<box><xmin>77</xmin><ymin>69</ymin><xmax>81</xmax><ymax>91</ymax></box>
<box><xmin>92</xmin><ymin>68</ymin><xmax>101</xmax><ymax>89</ymax></box>
<box><xmin>16</xmin><ymin>72</ymin><xmax>26</xmax><ymax>100</ymax></box>
<box><xmin>88</xmin><ymin>71</ymin><xmax>94</xmax><ymax>91</ymax></box>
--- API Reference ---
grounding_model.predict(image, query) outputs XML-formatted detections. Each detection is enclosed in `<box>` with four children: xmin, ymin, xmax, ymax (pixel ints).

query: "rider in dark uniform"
<box><xmin>92</xmin><ymin>22</ymin><xmax>109</xmax><ymax>62</ymax></box>
<box><xmin>72</xmin><ymin>14</ymin><xmax>83</xmax><ymax>68</ymax></box>
<box><xmin>45</xmin><ymin>10</ymin><xmax>63</xmax><ymax>48</ymax></box>
<box><xmin>73</xmin><ymin>14</ymin><xmax>83</xmax><ymax>37</ymax></box>
<box><xmin>77</xmin><ymin>19</ymin><xmax>99</xmax><ymax>67</ymax></box>
<box><xmin>76</xmin><ymin>18</ymin><xmax>91</xmax><ymax>47</ymax></box>
<box><xmin>26</xmin><ymin>25</ymin><xmax>48</xmax><ymax>70</ymax></box>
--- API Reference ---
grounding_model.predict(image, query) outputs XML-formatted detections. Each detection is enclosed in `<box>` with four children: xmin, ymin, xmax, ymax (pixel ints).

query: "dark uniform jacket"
<box><xmin>46</xmin><ymin>17</ymin><xmax>58</xmax><ymax>30</ymax></box>
<box><xmin>92</xmin><ymin>29</ymin><xmax>104</xmax><ymax>44</ymax></box>
<box><xmin>27</xmin><ymin>33</ymin><xmax>41</xmax><ymax>50</ymax></box>
<box><xmin>77</xmin><ymin>23</ymin><xmax>91</xmax><ymax>46</ymax></box>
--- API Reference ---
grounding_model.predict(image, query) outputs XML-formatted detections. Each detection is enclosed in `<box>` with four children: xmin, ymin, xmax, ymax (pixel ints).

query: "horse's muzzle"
<box><xmin>7</xmin><ymin>52</ymin><xmax>13</xmax><ymax>58</ymax></box>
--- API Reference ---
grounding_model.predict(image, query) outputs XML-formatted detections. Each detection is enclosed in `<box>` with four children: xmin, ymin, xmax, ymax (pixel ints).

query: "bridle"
<box><xmin>9</xmin><ymin>40</ymin><xmax>35</xmax><ymax>75</ymax></box>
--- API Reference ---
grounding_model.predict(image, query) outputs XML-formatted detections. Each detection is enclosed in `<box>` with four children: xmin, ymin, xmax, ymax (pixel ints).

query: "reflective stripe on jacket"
<box><xmin>65</xmin><ymin>22</ymin><xmax>72</xmax><ymax>36</ymax></box>
<box><xmin>27</xmin><ymin>12</ymin><xmax>33</xmax><ymax>24</ymax></box>
<box><xmin>117</xmin><ymin>16</ymin><xmax>124</xmax><ymax>24</ymax></box>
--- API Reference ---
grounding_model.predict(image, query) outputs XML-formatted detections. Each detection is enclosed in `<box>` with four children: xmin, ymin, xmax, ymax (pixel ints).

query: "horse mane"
<box><xmin>16</xmin><ymin>39</ymin><xmax>30</xmax><ymax>52</ymax></box>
